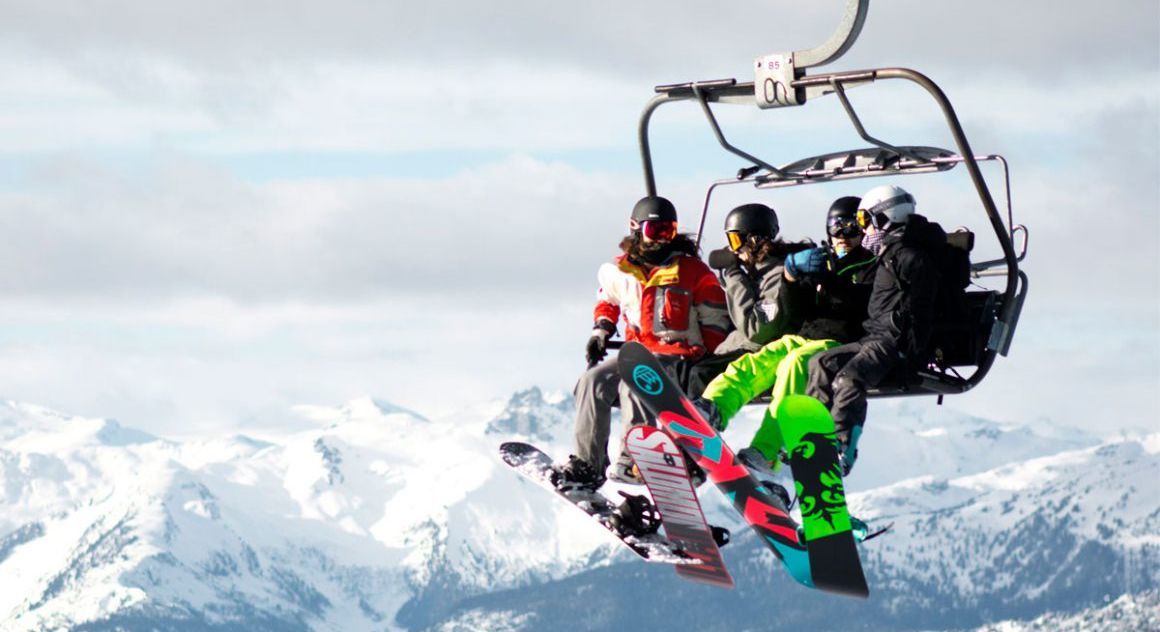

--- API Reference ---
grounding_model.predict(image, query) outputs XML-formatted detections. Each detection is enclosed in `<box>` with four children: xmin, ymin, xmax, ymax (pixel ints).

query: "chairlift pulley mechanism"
<box><xmin>755</xmin><ymin>0</ymin><xmax>870</xmax><ymax>108</ymax></box>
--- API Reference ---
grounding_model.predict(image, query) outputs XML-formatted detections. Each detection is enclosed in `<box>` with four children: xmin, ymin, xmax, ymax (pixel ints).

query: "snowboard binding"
<box><xmin>757</xmin><ymin>480</ymin><xmax>792</xmax><ymax>510</ymax></box>
<box><xmin>609</xmin><ymin>492</ymin><xmax>662</xmax><ymax>538</ymax></box>
<box><xmin>852</xmin><ymin>517</ymin><xmax>893</xmax><ymax>542</ymax></box>
<box><xmin>550</xmin><ymin>455</ymin><xmax>606</xmax><ymax>492</ymax></box>
<box><xmin>710</xmin><ymin>525</ymin><xmax>731</xmax><ymax>548</ymax></box>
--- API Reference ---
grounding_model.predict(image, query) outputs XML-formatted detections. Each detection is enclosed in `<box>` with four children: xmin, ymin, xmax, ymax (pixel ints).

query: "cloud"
<box><xmin>3</xmin><ymin>1</ymin><xmax>1154</xmax><ymax>77</ymax></box>
<box><xmin>0</xmin><ymin>0</ymin><xmax>1154</xmax><ymax>434</ymax></box>
<box><xmin>2</xmin><ymin>1</ymin><xmax>1155</xmax><ymax>154</ymax></box>
<box><xmin>0</xmin><ymin>294</ymin><xmax>596</xmax><ymax>433</ymax></box>
<box><xmin>0</xmin><ymin>152</ymin><xmax>659</xmax><ymax>302</ymax></box>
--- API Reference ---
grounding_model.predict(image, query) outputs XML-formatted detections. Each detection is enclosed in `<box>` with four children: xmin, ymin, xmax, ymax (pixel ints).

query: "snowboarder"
<box><xmin>553</xmin><ymin>196</ymin><xmax>731</xmax><ymax>490</ymax></box>
<box><xmin>694</xmin><ymin>196</ymin><xmax>878</xmax><ymax>475</ymax></box>
<box><xmin>805</xmin><ymin>184</ymin><xmax>948</xmax><ymax>475</ymax></box>
<box><xmin>684</xmin><ymin>203</ymin><xmax>804</xmax><ymax>398</ymax></box>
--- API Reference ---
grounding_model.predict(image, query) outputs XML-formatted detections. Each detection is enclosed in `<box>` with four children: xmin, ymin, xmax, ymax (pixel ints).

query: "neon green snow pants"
<box><xmin>701</xmin><ymin>335</ymin><xmax>840</xmax><ymax>463</ymax></box>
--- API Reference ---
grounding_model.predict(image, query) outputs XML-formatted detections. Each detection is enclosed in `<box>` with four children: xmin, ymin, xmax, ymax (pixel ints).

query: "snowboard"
<box><xmin>625</xmin><ymin>425</ymin><xmax>734</xmax><ymax>589</ymax></box>
<box><xmin>617</xmin><ymin>341</ymin><xmax>869</xmax><ymax>598</ymax></box>
<box><xmin>498</xmin><ymin>441</ymin><xmax>700</xmax><ymax>564</ymax></box>
<box><xmin>776</xmin><ymin>394</ymin><xmax>869</xmax><ymax>595</ymax></box>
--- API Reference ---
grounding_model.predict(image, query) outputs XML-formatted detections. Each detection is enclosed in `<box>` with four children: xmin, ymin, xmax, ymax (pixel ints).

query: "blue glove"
<box><xmin>784</xmin><ymin>247</ymin><xmax>827</xmax><ymax>279</ymax></box>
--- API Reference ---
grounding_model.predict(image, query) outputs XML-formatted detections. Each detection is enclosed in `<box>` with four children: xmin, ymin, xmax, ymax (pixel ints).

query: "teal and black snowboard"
<box><xmin>776</xmin><ymin>394</ymin><xmax>869</xmax><ymax>594</ymax></box>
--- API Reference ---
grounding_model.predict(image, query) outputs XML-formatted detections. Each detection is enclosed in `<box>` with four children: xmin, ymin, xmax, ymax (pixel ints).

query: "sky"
<box><xmin>0</xmin><ymin>0</ymin><xmax>1156</xmax><ymax>437</ymax></box>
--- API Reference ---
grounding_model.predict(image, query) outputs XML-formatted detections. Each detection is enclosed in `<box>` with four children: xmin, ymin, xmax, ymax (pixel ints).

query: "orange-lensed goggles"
<box><xmin>726</xmin><ymin>231</ymin><xmax>745</xmax><ymax>251</ymax></box>
<box><xmin>639</xmin><ymin>219</ymin><xmax>677</xmax><ymax>241</ymax></box>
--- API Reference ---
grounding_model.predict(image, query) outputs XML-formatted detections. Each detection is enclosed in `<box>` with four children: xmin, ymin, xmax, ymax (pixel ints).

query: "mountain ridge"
<box><xmin>0</xmin><ymin>391</ymin><xmax>1151</xmax><ymax>631</ymax></box>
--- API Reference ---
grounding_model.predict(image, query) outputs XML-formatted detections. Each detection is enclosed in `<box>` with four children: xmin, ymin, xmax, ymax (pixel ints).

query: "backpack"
<box><xmin>928</xmin><ymin>230</ymin><xmax>975</xmax><ymax>366</ymax></box>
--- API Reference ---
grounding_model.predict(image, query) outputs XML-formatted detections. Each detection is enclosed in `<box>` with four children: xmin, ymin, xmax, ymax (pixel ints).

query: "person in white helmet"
<box><xmin>805</xmin><ymin>184</ymin><xmax>949</xmax><ymax>475</ymax></box>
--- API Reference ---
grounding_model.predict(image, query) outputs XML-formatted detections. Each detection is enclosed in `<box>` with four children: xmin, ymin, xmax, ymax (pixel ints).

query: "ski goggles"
<box><xmin>633</xmin><ymin>219</ymin><xmax>678</xmax><ymax>241</ymax></box>
<box><xmin>855</xmin><ymin>209</ymin><xmax>885</xmax><ymax>230</ymax></box>
<box><xmin>827</xmin><ymin>217</ymin><xmax>863</xmax><ymax>238</ymax></box>
<box><xmin>726</xmin><ymin>231</ymin><xmax>746</xmax><ymax>252</ymax></box>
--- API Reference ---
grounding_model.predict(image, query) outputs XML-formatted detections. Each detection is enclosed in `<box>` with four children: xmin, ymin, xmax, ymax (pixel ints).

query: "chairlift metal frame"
<box><xmin>636</xmin><ymin>0</ymin><xmax>1029</xmax><ymax>399</ymax></box>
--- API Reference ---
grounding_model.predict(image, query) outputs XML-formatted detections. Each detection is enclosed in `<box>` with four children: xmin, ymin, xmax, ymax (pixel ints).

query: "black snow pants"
<box><xmin>805</xmin><ymin>337</ymin><xmax>902</xmax><ymax>438</ymax></box>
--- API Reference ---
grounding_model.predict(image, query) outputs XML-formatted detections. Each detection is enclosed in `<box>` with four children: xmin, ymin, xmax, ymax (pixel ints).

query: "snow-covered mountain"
<box><xmin>968</xmin><ymin>590</ymin><xmax>1159</xmax><ymax>631</ymax></box>
<box><xmin>0</xmin><ymin>390</ymin><xmax>612</xmax><ymax>630</ymax></box>
<box><xmin>0</xmin><ymin>390</ymin><xmax>1152</xmax><ymax>631</ymax></box>
<box><xmin>436</xmin><ymin>435</ymin><xmax>1160</xmax><ymax>631</ymax></box>
<box><xmin>848</xmin><ymin>399</ymin><xmax>1095</xmax><ymax>489</ymax></box>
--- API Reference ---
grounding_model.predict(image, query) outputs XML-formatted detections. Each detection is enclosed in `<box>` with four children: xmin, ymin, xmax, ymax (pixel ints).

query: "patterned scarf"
<box><xmin>862</xmin><ymin>230</ymin><xmax>885</xmax><ymax>256</ymax></box>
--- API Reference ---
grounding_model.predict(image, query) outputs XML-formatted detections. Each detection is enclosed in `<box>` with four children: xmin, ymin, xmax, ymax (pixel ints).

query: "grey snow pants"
<box><xmin>572</xmin><ymin>354</ymin><xmax>661</xmax><ymax>471</ymax></box>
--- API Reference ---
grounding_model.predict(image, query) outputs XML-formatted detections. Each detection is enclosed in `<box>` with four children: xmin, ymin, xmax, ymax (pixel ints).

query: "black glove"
<box><xmin>708</xmin><ymin>248</ymin><xmax>739</xmax><ymax>270</ymax></box>
<box><xmin>586</xmin><ymin>330</ymin><xmax>610</xmax><ymax>368</ymax></box>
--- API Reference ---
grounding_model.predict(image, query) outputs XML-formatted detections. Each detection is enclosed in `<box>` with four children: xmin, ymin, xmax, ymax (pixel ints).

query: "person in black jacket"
<box><xmin>693</xmin><ymin>196</ymin><xmax>877</xmax><ymax>477</ymax></box>
<box><xmin>806</xmin><ymin>184</ymin><xmax>946</xmax><ymax>475</ymax></box>
<box><xmin>790</xmin><ymin>197</ymin><xmax>878</xmax><ymax>344</ymax></box>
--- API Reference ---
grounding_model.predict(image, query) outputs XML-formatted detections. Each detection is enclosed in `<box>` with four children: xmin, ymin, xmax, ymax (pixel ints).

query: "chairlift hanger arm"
<box><xmin>639</xmin><ymin>82</ymin><xmax>762</xmax><ymax>197</ymax></box>
<box><xmin>794</xmin><ymin>0</ymin><xmax>870</xmax><ymax>70</ymax></box>
<box><xmin>692</xmin><ymin>85</ymin><xmax>789</xmax><ymax>179</ymax></box>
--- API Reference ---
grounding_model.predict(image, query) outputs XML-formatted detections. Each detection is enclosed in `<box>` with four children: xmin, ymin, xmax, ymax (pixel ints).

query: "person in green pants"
<box><xmin>696</xmin><ymin>196</ymin><xmax>877</xmax><ymax>475</ymax></box>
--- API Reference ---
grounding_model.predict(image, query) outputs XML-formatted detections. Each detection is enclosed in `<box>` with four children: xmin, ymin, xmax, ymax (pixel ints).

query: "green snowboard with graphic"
<box><xmin>776</xmin><ymin>394</ymin><xmax>865</xmax><ymax>588</ymax></box>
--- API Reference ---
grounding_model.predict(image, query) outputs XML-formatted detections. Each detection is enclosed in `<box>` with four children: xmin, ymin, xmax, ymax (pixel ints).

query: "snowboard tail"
<box><xmin>626</xmin><ymin>425</ymin><xmax>734</xmax><ymax>589</ymax></box>
<box><xmin>777</xmin><ymin>394</ymin><xmax>869</xmax><ymax>596</ymax></box>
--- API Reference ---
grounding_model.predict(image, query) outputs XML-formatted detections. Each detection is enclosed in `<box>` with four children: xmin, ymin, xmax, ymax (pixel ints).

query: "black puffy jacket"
<box><xmin>863</xmin><ymin>214</ymin><xmax>947</xmax><ymax>362</ymax></box>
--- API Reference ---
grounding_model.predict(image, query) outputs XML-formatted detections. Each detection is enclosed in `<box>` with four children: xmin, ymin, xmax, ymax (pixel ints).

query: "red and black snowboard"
<box><xmin>617</xmin><ymin>341</ymin><xmax>869</xmax><ymax>598</ymax></box>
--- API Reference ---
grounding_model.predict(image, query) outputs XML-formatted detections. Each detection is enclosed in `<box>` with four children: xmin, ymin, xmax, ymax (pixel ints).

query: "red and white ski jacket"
<box><xmin>593</xmin><ymin>253</ymin><xmax>730</xmax><ymax>357</ymax></box>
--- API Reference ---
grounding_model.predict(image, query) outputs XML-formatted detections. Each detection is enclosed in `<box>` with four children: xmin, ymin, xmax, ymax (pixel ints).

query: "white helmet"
<box><xmin>858</xmin><ymin>184</ymin><xmax>916</xmax><ymax>230</ymax></box>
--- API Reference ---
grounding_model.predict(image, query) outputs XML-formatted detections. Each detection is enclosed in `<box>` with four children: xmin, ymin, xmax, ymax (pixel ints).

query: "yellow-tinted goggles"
<box><xmin>726</xmin><ymin>231</ymin><xmax>745</xmax><ymax>251</ymax></box>
<box><xmin>855</xmin><ymin>209</ymin><xmax>873</xmax><ymax>229</ymax></box>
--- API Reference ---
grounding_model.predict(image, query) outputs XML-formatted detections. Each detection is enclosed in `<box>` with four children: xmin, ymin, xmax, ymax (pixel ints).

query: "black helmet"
<box><xmin>631</xmin><ymin>196</ymin><xmax>678</xmax><ymax>224</ymax></box>
<box><xmin>723</xmin><ymin>203</ymin><xmax>779</xmax><ymax>238</ymax></box>
<box><xmin>827</xmin><ymin>196</ymin><xmax>861</xmax><ymax>223</ymax></box>
<box><xmin>827</xmin><ymin>196</ymin><xmax>863</xmax><ymax>238</ymax></box>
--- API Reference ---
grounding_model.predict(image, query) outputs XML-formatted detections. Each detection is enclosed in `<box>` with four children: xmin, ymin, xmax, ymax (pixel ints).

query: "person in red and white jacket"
<box><xmin>550</xmin><ymin>196</ymin><xmax>730</xmax><ymax>491</ymax></box>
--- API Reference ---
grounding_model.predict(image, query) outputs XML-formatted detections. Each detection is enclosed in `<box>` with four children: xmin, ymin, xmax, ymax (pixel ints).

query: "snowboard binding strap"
<box><xmin>610</xmin><ymin>492</ymin><xmax>662</xmax><ymax>538</ymax></box>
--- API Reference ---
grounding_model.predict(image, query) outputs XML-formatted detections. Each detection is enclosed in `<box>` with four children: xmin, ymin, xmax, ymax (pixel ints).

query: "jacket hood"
<box><xmin>884</xmin><ymin>213</ymin><xmax>946</xmax><ymax>252</ymax></box>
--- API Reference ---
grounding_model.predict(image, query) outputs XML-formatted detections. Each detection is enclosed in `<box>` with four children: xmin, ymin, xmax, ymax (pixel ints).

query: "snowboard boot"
<box><xmin>686</xmin><ymin>457</ymin><xmax>707</xmax><ymax>488</ymax></box>
<box><xmin>550</xmin><ymin>455</ymin><xmax>606</xmax><ymax>492</ymax></box>
<box><xmin>607</xmin><ymin>453</ymin><xmax>645</xmax><ymax>486</ymax></box>
<box><xmin>737</xmin><ymin>446</ymin><xmax>780</xmax><ymax>481</ymax></box>
<box><xmin>691</xmin><ymin>397</ymin><xmax>725</xmax><ymax>432</ymax></box>
<box><xmin>609</xmin><ymin>491</ymin><xmax>661</xmax><ymax>538</ymax></box>
<box><xmin>851</xmin><ymin>515</ymin><xmax>869</xmax><ymax>541</ymax></box>
<box><xmin>850</xmin><ymin>516</ymin><xmax>893</xmax><ymax>542</ymax></box>
<box><xmin>835</xmin><ymin>425</ymin><xmax>863</xmax><ymax>477</ymax></box>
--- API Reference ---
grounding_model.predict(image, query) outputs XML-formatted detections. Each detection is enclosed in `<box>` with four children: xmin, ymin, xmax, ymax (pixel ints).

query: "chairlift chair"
<box><xmin>626</xmin><ymin>0</ymin><xmax>1030</xmax><ymax>401</ymax></box>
